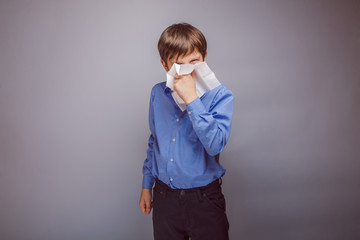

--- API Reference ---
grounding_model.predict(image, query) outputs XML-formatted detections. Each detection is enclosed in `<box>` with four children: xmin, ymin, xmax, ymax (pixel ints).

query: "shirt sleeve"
<box><xmin>186</xmin><ymin>86</ymin><xmax>234</xmax><ymax>156</ymax></box>
<box><xmin>142</xmin><ymin>88</ymin><xmax>156</xmax><ymax>189</ymax></box>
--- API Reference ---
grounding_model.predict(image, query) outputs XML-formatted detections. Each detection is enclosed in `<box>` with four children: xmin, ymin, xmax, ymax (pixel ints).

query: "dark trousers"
<box><xmin>152</xmin><ymin>178</ymin><xmax>229</xmax><ymax>240</ymax></box>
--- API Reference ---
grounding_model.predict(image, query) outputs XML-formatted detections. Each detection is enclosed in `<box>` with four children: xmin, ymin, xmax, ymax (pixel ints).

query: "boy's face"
<box><xmin>161</xmin><ymin>50</ymin><xmax>207</xmax><ymax>72</ymax></box>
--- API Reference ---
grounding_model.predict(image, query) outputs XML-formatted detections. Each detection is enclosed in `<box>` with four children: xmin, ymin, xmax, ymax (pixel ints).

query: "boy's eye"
<box><xmin>175</xmin><ymin>59</ymin><xmax>200</xmax><ymax>65</ymax></box>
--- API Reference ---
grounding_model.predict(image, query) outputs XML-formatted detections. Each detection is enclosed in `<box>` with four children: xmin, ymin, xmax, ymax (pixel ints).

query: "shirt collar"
<box><xmin>164</xmin><ymin>86</ymin><xmax>172</xmax><ymax>94</ymax></box>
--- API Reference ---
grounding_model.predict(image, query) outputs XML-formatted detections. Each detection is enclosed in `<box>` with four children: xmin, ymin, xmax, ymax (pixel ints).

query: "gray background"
<box><xmin>1</xmin><ymin>0</ymin><xmax>359</xmax><ymax>239</ymax></box>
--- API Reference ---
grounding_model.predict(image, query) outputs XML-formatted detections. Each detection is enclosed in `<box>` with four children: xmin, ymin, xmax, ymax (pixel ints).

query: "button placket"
<box><xmin>167</xmin><ymin>112</ymin><xmax>182</xmax><ymax>187</ymax></box>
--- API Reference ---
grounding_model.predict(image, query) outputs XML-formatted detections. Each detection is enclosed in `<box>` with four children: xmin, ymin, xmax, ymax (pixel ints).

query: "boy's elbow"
<box><xmin>206</xmin><ymin>133</ymin><xmax>229</xmax><ymax>156</ymax></box>
<box><xmin>206</xmin><ymin>143</ymin><xmax>224</xmax><ymax>156</ymax></box>
<box><xmin>207</xmin><ymin>150</ymin><xmax>220</xmax><ymax>157</ymax></box>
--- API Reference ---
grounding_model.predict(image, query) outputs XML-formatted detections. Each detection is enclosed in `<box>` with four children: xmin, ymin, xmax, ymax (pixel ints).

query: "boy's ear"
<box><xmin>160</xmin><ymin>59</ymin><xmax>169</xmax><ymax>72</ymax></box>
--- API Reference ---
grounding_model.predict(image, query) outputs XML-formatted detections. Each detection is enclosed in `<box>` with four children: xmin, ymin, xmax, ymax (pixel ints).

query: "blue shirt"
<box><xmin>142</xmin><ymin>81</ymin><xmax>234</xmax><ymax>189</ymax></box>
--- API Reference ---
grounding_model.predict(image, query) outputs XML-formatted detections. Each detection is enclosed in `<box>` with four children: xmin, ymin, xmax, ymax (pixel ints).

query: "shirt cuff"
<box><xmin>142</xmin><ymin>175</ymin><xmax>155</xmax><ymax>189</ymax></box>
<box><xmin>186</xmin><ymin>97</ymin><xmax>206</xmax><ymax>117</ymax></box>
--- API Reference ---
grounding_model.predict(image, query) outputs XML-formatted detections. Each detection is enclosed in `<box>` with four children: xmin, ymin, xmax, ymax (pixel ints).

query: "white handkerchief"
<box><xmin>166</xmin><ymin>62</ymin><xmax>221</xmax><ymax>111</ymax></box>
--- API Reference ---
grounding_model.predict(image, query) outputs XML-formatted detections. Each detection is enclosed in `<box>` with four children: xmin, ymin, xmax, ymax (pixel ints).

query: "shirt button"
<box><xmin>176</xmin><ymin>118</ymin><xmax>179</xmax><ymax>122</ymax></box>
<box><xmin>172</xmin><ymin>138</ymin><xmax>176</xmax><ymax>142</ymax></box>
<box><xmin>170</xmin><ymin>178</ymin><xmax>173</xmax><ymax>181</ymax></box>
<box><xmin>188</xmin><ymin>111</ymin><xmax>192</xmax><ymax>115</ymax></box>
<box><xmin>170</xmin><ymin>158</ymin><xmax>174</xmax><ymax>162</ymax></box>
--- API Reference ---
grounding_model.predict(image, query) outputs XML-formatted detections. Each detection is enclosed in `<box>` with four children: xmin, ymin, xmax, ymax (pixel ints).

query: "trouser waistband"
<box><xmin>154</xmin><ymin>178</ymin><xmax>222</xmax><ymax>192</ymax></box>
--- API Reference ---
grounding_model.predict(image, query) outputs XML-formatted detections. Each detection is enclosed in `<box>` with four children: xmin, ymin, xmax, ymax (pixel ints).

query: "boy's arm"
<box><xmin>186</xmin><ymin>86</ymin><xmax>234</xmax><ymax>156</ymax></box>
<box><xmin>142</xmin><ymin>88</ymin><xmax>156</xmax><ymax>189</ymax></box>
<box><xmin>140</xmin><ymin>88</ymin><xmax>156</xmax><ymax>215</ymax></box>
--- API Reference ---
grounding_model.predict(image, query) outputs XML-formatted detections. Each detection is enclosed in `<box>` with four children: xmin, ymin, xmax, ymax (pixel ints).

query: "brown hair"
<box><xmin>158</xmin><ymin>23</ymin><xmax>207</xmax><ymax>67</ymax></box>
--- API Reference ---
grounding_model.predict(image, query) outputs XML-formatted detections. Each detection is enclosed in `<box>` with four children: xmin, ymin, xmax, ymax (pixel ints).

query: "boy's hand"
<box><xmin>173</xmin><ymin>71</ymin><xmax>198</xmax><ymax>105</ymax></box>
<box><xmin>139</xmin><ymin>188</ymin><xmax>152</xmax><ymax>215</ymax></box>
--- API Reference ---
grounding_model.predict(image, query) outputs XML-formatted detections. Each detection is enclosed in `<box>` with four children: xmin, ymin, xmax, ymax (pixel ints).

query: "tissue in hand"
<box><xmin>166</xmin><ymin>62</ymin><xmax>221</xmax><ymax>111</ymax></box>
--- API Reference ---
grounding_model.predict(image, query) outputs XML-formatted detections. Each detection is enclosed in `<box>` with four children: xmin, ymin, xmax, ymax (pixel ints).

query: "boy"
<box><xmin>139</xmin><ymin>22</ymin><xmax>234</xmax><ymax>240</ymax></box>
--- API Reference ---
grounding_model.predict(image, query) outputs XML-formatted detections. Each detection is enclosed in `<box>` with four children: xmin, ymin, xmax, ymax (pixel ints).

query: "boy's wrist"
<box><xmin>185</xmin><ymin>93</ymin><xmax>198</xmax><ymax>105</ymax></box>
<box><xmin>186</xmin><ymin>97</ymin><xmax>205</xmax><ymax>116</ymax></box>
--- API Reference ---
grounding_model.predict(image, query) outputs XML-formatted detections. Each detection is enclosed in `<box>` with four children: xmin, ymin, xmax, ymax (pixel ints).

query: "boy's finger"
<box><xmin>140</xmin><ymin>201</ymin><xmax>146</xmax><ymax>214</ymax></box>
<box><xmin>145</xmin><ymin>201</ymin><xmax>151</xmax><ymax>214</ymax></box>
<box><xmin>175</xmin><ymin>73</ymin><xmax>180</xmax><ymax>79</ymax></box>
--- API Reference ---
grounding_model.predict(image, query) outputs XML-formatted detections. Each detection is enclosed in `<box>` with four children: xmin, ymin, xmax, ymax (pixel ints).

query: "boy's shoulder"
<box><xmin>208</xmin><ymin>83</ymin><xmax>234</xmax><ymax>99</ymax></box>
<box><xmin>152</xmin><ymin>81</ymin><xmax>166</xmax><ymax>90</ymax></box>
<box><xmin>150</xmin><ymin>81</ymin><xmax>168</xmax><ymax>95</ymax></box>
